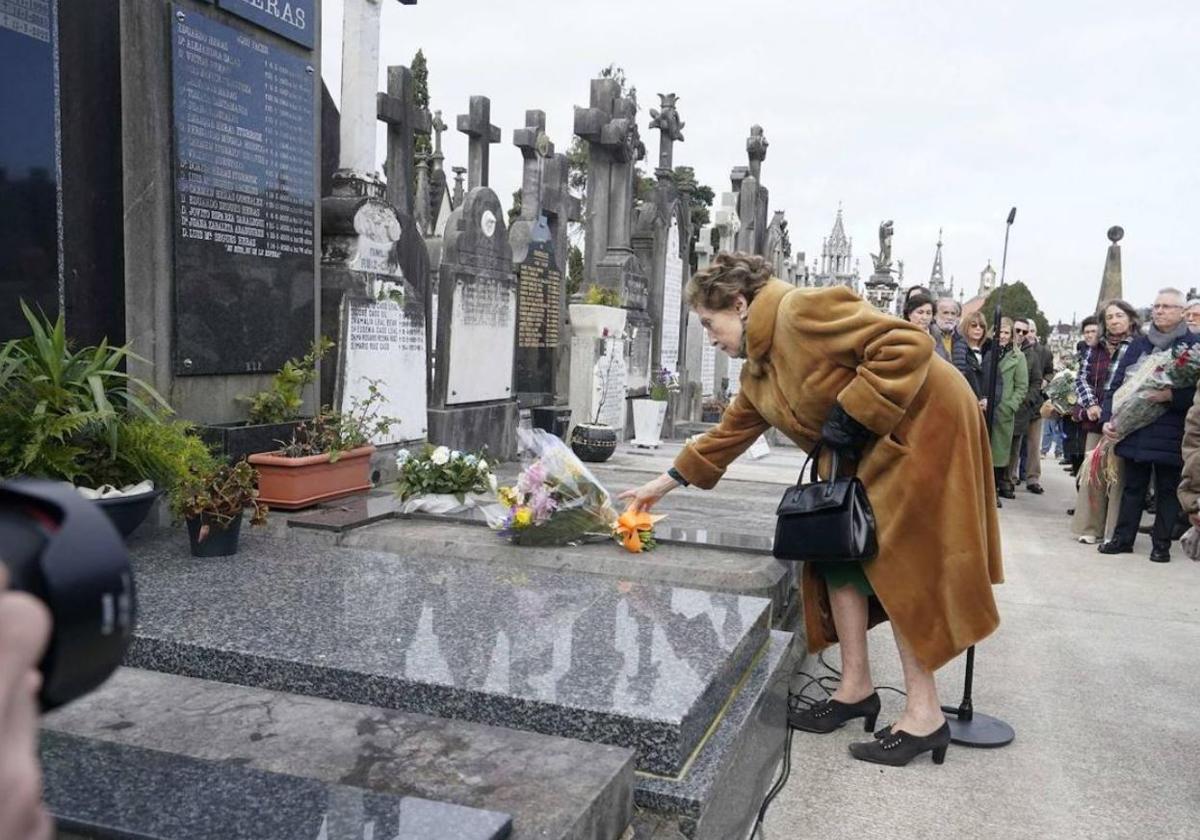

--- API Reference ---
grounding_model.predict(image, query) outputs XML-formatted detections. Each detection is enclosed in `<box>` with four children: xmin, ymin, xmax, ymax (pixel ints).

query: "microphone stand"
<box><xmin>940</xmin><ymin>206</ymin><xmax>1017</xmax><ymax>748</ymax></box>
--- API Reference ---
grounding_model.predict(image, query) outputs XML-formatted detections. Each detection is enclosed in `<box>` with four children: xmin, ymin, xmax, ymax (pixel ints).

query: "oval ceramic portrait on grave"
<box><xmin>481</xmin><ymin>209</ymin><xmax>497</xmax><ymax>238</ymax></box>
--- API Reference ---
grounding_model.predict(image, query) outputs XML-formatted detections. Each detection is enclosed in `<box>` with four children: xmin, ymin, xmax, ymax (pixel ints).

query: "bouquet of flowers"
<box><xmin>1085</xmin><ymin>343</ymin><xmax>1200</xmax><ymax>488</ymax></box>
<box><xmin>395</xmin><ymin>445</ymin><xmax>497</xmax><ymax>515</ymax></box>
<box><xmin>487</xmin><ymin>429</ymin><xmax>666</xmax><ymax>553</ymax></box>
<box><xmin>1045</xmin><ymin>367</ymin><xmax>1079</xmax><ymax>416</ymax></box>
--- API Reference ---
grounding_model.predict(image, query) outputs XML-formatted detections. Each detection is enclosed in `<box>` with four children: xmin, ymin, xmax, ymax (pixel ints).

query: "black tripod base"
<box><xmin>941</xmin><ymin>708</ymin><xmax>1015</xmax><ymax>748</ymax></box>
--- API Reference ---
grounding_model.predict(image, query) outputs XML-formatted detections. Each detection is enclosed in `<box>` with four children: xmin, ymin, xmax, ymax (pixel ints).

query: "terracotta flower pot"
<box><xmin>248</xmin><ymin>445</ymin><xmax>375</xmax><ymax>510</ymax></box>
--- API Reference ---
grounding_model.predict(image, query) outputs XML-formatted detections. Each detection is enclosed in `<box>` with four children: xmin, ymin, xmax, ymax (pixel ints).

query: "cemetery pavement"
<box><xmin>757</xmin><ymin>454</ymin><xmax>1200</xmax><ymax>840</ymax></box>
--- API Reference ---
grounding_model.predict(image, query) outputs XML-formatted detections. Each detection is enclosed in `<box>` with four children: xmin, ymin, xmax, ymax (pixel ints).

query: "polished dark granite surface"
<box><xmin>126</xmin><ymin>530</ymin><xmax>771</xmax><ymax>775</ymax></box>
<box><xmin>46</xmin><ymin>668</ymin><xmax>633</xmax><ymax>840</ymax></box>
<box><xmin>42</xmin><ymin>730</ymin><xmax>512</xmax><ymax>840</ymax></box>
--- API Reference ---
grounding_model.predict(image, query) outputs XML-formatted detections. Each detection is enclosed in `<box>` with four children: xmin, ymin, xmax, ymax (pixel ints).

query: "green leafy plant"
<box><xmin>395</xmin><ymin>445</ymin><xmax>494</xmax><ymax>502</ymax></box>
<box><xmin>81</xmin><ymin>415</ymin><xmax>219</xmax><ymax>493</ymax></box>
<box><xmin>0</xmin><ymin>302</ymin><xmax>172</xmax><ymax>485</ymax></box>
<box><xmin>277</xmin><ymin>381</ymin><xmax>399</xmax><ymax>461</ymax></box>
<box><xmin>239</xmin><ymin>337</ymin><xmax>333</xmax><ymax>425</ymax></box>
<box><xmin>583</xmin><ymin>285</ymin><xmax>621</xmax><ymax>307</ymax></box>
<box><xmin>170</xmin><ymin>460</ymin><xmax>268</xmax><ymax>529</ymax></box>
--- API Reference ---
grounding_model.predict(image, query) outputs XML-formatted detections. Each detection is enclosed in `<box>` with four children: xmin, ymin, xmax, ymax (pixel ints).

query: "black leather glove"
<box><xmin>819</xmin><ymin>404</ymin><xmax>873</xmax><ymax>459</ymax></box>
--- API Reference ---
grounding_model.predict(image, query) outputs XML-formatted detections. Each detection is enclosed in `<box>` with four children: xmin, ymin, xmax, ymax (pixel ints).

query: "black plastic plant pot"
<box><xmin>94</xmin><ymin>490</ymin><xmax>164</xmax><ymax>539</ymax></box>
<box><xmin>570</xmin><ymin>423</ymin><xmax>617</xmax><ymax>463</ymax></box>
<box><xmin>185</xmin><ymin>512</ymin><xmax>245</xmax><ymax>558</ymax></box>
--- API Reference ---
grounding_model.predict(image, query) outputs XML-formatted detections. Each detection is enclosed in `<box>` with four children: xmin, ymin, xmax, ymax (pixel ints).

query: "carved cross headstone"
<box><xmin>451</xmin><ymin>166</ymin><xmax>466</xmax><ymax>207</ymax></box>
<box><xmin>430</xmin><ymin>109</ymin><xmax>448</xmax><ymax>169</ymax></box>
<box><xmin>648</xmin><ymin>93</ymin><xmax>685</xmax><ymax>178</ymax></box>
<box><xmin>513</xmin><ymin>110</ymin><xmax>552</xmax><ymax>224</ymax></box>
<box><xmin>747</xmin><ymin>124</ymin><xmax>768</xmax><ymax>181</ymax></box>
<box><xmin>457</xmin><ymin>96</ymin><xmax>501</xmax><ymax>190</ymax></box>
<box><xmin>377</xmin><ymin>65</ymin><xmax>431</xmax><ymax>216</ymax></box>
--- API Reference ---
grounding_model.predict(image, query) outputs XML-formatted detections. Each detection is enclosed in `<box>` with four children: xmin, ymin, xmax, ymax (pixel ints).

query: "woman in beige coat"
<box><xmin>621</xmin><ymin>253</ymin><xmax>1003</xmax><ymax>767</ymax></box>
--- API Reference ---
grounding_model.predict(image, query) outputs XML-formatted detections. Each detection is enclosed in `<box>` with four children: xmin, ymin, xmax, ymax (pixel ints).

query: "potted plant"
<box><xmin>171</xmin><ymin>460</ymin><xmax>268</xmax><ymax>557</ymax></box>
<box><xmin>567</xmin><ymin>286</ymin><xmax>626</xmax><ymax>463</ymax></box>
<box><xmin>200</xmin><ymin>338</ymin><xmax>333</xmax><ymax>462</ymax></box>
<box><xmin>248</xmin><ymin>380</ymin><xmax>398</xmax><ymax>510</ymax></box>
<box><xmin>0</xmin><ymin>303</ymin><xmax>209</xmax><ymax>537</ymax></box>
<box><xmin>632</xmin><ymin>367</ymin><xmax>676</xmax><ymax>447</ymax></box>
<box><xmin>568</xmin><ymin>285</ymin><xmax>625</xmax><ymax>335</ymax></box>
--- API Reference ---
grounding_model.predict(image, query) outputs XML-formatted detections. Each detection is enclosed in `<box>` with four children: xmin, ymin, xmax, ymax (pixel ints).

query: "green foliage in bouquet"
<box><xmin>239</xmin><ymin>337</ymin><xmax>333</xmax><ymax>425</ymax></box>
<box><xmin>395</xmin><ymin>445</ymin><xmax>493</xmax><ymax>502</ymax></box>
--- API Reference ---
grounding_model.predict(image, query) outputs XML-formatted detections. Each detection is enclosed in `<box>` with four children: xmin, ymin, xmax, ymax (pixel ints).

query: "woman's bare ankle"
<box><xmin>830</xmin><ymin>683</ymin><xmax>875</xmax><ymax>704</ymax></box>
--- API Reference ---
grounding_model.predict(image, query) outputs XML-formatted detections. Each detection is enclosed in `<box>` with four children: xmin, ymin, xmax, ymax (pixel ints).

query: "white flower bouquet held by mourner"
<box><xmin>394</xmin><ymin>445</ymin><xmax>497</xmax><ymax>516</ymax></box>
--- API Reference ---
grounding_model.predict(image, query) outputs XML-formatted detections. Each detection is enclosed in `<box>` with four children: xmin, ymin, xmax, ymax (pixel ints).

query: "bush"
<box><xmin>583</xmin><ymin>285</ymin><xmax>621</xmax><ymax>307</ymax></box>
<box><xmin>170</xmin><ymin>460</ymin><xmax>268</xmax><ymax>527</ymax></box>
<box><xmin>239</xmin><ymin>337</ymin><xmax>332</xmax><ymax>425</ymax></box>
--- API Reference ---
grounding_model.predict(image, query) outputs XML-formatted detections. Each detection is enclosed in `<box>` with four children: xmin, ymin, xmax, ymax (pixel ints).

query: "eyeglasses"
<box><xmin>1013</xmin><ymin>328</ymin><xmax>1028</xmax><ymax>334</ymax></box>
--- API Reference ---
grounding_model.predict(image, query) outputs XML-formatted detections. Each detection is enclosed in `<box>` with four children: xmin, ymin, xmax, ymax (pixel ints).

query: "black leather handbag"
<box><xmin>772</xmin><ymin>444</ymin><xmax>878</xmax><ymax>563</ymax></box>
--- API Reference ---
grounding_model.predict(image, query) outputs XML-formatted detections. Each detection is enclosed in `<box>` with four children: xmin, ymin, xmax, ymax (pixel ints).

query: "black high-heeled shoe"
<box><xmin>788</xmin><ymin>692</ymin><xmax>880</xmax><ymax>734</ymax></box>
<box><xmin>849</xmin><ymin>721</ymin><xmax>951</xmax><ymax>766</ymax></box>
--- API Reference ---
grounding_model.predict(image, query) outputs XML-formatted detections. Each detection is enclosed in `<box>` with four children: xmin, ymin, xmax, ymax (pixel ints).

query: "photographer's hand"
<box><xmin>0</xmin><ymin>565</ymin><xmax>53</xmax><ymax>840</ymax></box>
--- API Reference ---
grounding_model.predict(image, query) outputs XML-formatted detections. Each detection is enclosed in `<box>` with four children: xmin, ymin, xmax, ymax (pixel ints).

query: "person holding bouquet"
<box><xmin>620</xmin><ymin>252</ymin><xmax>1003</xmax><ymax>767</ymax></box>
<box><xmin>1071</xmin><ymin>301</ymin><xmax>1137</xmax><ymax>544</ymax></box>
<box><xmin>1099</xmin><ymin>289</ymin><xmax>1198</xmax><ymax>561</ymax></box>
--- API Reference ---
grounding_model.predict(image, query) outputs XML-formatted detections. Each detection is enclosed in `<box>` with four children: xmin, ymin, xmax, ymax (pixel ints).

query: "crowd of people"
<box><xmin>904</xmin><ymin>285</ymin><xmax>1200</xmax><ymax>563</ymax></box>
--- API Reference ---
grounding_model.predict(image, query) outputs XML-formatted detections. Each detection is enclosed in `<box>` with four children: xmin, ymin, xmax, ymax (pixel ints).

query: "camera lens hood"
<box><xmin>0</xmin><ymin>479</ymin><xmax>136</xmax><ymax>710</ymax></box>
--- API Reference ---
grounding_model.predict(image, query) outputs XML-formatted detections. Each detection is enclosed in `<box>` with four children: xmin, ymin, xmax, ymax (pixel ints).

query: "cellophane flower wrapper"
<box><xmin>485</xmin><ymin>428</ymin><xmax>618</xmax><ymax>546</ymax></box>
<box><xmin>1085</xmin><ymin>345</ymin><xmax>1200</xmax><ymax>489</ymax></box>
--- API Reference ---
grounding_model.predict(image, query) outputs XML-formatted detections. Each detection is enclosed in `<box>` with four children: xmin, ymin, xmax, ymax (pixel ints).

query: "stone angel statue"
<box><xmin>870</xmin><ymin>220</ymin><xmax>895</xmax><ymax>274</ymax></box>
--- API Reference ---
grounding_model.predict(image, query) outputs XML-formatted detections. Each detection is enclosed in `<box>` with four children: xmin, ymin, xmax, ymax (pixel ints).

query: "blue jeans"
<box><xmin>1041</xmin><ymin>416</ymin><xmax>1063</xmax><ymax>456</ymax></box>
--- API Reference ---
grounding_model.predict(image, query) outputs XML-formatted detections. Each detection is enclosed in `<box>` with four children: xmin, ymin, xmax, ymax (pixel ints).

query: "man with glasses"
<box><xmin>1009</xmin><ymin>318</ymin><xmax>1054</xmax><ymax>494</ymax></box>
<box><xmin>1099</xmin><ymin>288</ymin><xmax>1198</xmax><ymax>562</ymax></box>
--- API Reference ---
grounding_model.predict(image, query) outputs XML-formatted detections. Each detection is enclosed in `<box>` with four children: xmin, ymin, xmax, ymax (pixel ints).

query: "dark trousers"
<box><xmin>1111</xmin><ymin>460</ymin><xmax>1183</xmax><ymax>550</ymax></box>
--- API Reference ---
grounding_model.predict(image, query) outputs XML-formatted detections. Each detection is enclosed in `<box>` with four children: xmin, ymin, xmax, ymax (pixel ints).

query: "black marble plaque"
<box><xmin>171</xmin><ymin>8</ymin><xmax>316</xmax><ymax>375</ymax></box>
<box><xmin>515</xmin><ymin>238</ymin><xmax>561</xmax><ymax>403</ymax></box>
<box><xmin>0</xmin><ymin>0</ymin><xmax>58</xmax><ymax>341</ymax></box>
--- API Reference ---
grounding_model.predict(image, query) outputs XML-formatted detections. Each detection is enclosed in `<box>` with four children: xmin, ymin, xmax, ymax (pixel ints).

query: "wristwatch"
<box><xmin>667</xmin><ymin>467</ymin><xmax>690</xmax><ymax>487</ymax></box>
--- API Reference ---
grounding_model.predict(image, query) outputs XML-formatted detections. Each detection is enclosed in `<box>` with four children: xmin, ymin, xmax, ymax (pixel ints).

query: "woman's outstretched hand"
<box><xmin>618</xmin><ymin>473</ymin><xmax>680</xmax><ymax>513</ymax></box>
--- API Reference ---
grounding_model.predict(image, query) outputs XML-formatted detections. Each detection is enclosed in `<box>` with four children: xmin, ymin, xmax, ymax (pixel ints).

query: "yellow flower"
<box><xmin>513</xmin><ymin>506</ymin><xmax>533</xmax><ymax>529</ymax></box>
<box><xmin>498</xmin><ymin>486</ymin><xmax>517</xmax><ymax>507</ymax></box>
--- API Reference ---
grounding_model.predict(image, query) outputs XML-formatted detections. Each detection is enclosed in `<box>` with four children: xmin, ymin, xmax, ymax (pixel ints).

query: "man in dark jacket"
<box><xmin>1099</xmin><ymin>288</ymin><xmax>1198</xmax><ymax>562</ymax></box>
<box><xmin>1009</xmin><ymin>318</ymin><xmax>1055</xmax><ymax>493</ymax></box>
<box><xmin>931</xmin><ymin>298</ymin><xmax>981</xmax><ymax>395</ymax></box>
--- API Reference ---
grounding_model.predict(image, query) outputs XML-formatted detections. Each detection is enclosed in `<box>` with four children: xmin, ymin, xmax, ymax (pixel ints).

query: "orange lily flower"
<box><xmin>615</xmin><ymin>505</ymin><xmax>665</xmax><ymax>553</ymax></box>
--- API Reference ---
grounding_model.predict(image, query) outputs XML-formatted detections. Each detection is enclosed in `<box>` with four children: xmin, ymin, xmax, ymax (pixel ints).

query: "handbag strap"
<box><xmin>799</xmin><ymin>443</ymin><xmax>841</xmax><ymax>497</ymax></box>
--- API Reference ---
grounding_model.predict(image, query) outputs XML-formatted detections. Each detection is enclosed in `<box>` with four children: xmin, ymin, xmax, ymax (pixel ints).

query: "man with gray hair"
<box><xmin>930</xmin><ymin>297</ymin><xmax>980</xmax><ymax>394</ymax></box>
<box><xmin>1099</xmin><ymin>287</ymin><xmax>1198</xmax><ymax>562</ymax></box>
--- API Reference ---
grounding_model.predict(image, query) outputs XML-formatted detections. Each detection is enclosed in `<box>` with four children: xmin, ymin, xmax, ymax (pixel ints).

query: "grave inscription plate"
<box><xmin>171</xmin><ymin>9</ymin><xmax>315</xmax><ymax>375</ymax></box>
<box><xmin>515</xmin><ymin>239</ymin><xmax>561</xmax><ymax>400</ymax></box>
<box><xmin>660</xmin><ymin>217</ymin><xmax>684</xmax><ymax>374</ymax></box>
<box><xmin>338</xmin><ymin>296</ymin><xmax>425</xmax><ymax>445</ymax></box>
<box><xmin>217</xmin><ymin>0</ymin><xmax>315</xmax><ymax>49</ymax></box>
<box><xmin>446</xmin><ymin>274</ymin><xmax>516</xmax><ymax>405</ymax></box>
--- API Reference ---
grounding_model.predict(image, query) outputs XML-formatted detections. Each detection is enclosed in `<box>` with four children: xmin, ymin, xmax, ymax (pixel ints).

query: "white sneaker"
<box><xmin>1077</xmin><ymin>535</ymin><xmax>1097</xmax><ymax>545</ymax></box>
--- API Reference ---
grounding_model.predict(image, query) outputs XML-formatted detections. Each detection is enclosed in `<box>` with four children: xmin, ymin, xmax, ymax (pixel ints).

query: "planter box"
<box><xmin>568</xmin><ymin>304</ymin><xmax>627</xmax><ymax>338</ymax></box>
<box><xmin>198</xmin><ymin>420</ymin><xmax>307</xmax><ymax>463</ymax></box>
<box><xmin>631</xmin><ymin>399</ymin><xmax>668</xmax><ymax>447</ymax></box>
<box><xmin>248</xmin><ymin>445</ymin><xmax>375</xmax><ymax>511</ymax></box>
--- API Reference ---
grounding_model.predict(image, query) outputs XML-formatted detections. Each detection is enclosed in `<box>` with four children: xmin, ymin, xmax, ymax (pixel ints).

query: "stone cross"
<box><xmin>747</xmin><ymin>125</ymin><xmax>768</xmax><ymax>181</ymax></box>
<box><xmin>648</xmin><ymin>93</ymin><xmax>684</xmax><ymax>178</ymax></box>
<box><xmin>513</xmin><ymin>110</ymin><xmax>553</xmax><ymax>223</ymax></box>
<box><xmin>430</xmin><ymin>109</ymin><xmax>448</xmax><ymax>172</ymax></box>
<box><xmin>337</xmin><ymin>0</ymin><xmax>388</xmax><ymax>176</ymax></box>
<box><xmin>377</xmin><ymin>64</ymin><xmax>431</xmax><ymax>216</ymax></box>
<box><xmin>456</xmin><ymin>96</ymin><xmax>501</xmax><ymax>190</ymax></box>
<box><xmin>451</xmin><ymin>166</ymin><xmax>466</xmax><ymax>206</ymax></box>
<box><xmin>414</xmin><ymin>154</ymin><xmax>431</xmax><ymax>234</ymax></box>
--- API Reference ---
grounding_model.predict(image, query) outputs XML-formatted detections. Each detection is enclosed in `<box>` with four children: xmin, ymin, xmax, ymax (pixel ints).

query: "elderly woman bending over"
<box><xmin>621</xmin><ymin>252</ymin><xmax>1004</xmax><ymax>767</ymax></box>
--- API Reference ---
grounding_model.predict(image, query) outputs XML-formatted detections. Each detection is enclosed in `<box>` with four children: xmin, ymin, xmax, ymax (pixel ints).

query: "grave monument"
<box><xmin>734</xmin><ymin>125</ymin><xmax>770</xmax><ymax>257</ymax></box>
<box><xmin>428</xmin><ymin>95</ymin><xmax>519</xmax><ymax>459</ymax></box>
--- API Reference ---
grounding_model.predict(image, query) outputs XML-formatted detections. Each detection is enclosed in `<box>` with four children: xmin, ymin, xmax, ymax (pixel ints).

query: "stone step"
<box><xmin>124</xmin><ymin>530</ymin><xmax>772</xmax><ymax>776</ymax></box>
<box><xmin>41</xmin><ymin>730</ymin><xmax>515</xmax><ymax>840</ymax></box>
<box><xmin>44</xmin><ymin>667</ymin><xmax>632</xmax><ymax>840</ymax></box>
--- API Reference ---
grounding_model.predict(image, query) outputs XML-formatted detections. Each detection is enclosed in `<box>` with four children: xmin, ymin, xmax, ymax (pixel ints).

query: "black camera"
<box><xmin>0</xmin><ymin>479</ymin><xmax>137</xmax><ymax>710</ymax></box>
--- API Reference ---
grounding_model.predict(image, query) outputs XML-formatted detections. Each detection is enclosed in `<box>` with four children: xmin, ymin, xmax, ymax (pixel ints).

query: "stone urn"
<box><xmin>569</xmin><ymin>423</ymin><xmax>617</xmax><ymax>463</ymax></box>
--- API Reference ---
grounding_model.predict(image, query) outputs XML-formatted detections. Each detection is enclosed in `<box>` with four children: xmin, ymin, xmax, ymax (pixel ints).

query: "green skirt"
<box><xmin>813</xmin><ymin>560</ymin><xmax>874</xmax><ymax>596</ymax></box>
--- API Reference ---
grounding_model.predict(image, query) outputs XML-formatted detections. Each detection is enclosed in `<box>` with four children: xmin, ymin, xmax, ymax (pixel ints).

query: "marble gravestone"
<box><xmin>574</xmin><ymin>78</ymin><xmax>653</xmax><ymax>397</ymax></box>
<box><xmin>428</xmin><ymin>96</ymin><xmax>519</xmax><ymax>459</ymax></box>
<box><xmin>711</xmin><ymin>191</ymin><xmax>742</xmax><ymax>396</ymax></box>
<box><xmin>688</xmin><ymin>224</ymin><xmax>717</xmax><ymax>401</ymax></box>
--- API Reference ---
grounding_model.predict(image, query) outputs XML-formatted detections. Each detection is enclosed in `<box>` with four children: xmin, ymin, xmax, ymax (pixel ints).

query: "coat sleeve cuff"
<box><xmin>837</xmin><ymin>376</ymin><xmax>905</xmax><ymax>437</ymax></box>
<box><xmin>672</xmin><ymin>445</ymin><xmax>725</xmax><ymax>490</ymax></box>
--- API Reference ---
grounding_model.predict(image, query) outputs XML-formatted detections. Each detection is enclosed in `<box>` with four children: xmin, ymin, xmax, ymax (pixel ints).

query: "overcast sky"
<box><xmin>321</xmin><ymin>0</ymin><xmax>1199</xmax><ymax>325</ymax></box>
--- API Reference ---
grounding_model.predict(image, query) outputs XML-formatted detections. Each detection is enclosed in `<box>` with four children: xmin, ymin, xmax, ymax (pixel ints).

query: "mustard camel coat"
<box><xmin>673</xmin><ymin>280</ymin><xmax>1004</xmax><ymax>671</ymax></box>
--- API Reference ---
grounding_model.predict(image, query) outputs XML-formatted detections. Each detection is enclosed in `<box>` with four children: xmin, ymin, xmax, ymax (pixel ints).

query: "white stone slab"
<box><xmin>340</xmin><ymin>296</ymin><xmax>427</xmax><ymax>445</ymax></box>
<box><xmin>660</xmin><ymin>217</ymin><xmax>684</xmax><ymax>374</ymax></box>
<box><xmin>593</xmin><ymin>335</ymin><xmax>627</xmax><ymax>429</ymax></box>
<box><xmin>445</xmin><ymin>275</ymin><xmax>516</xmax><ymax>405</ymax></box>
